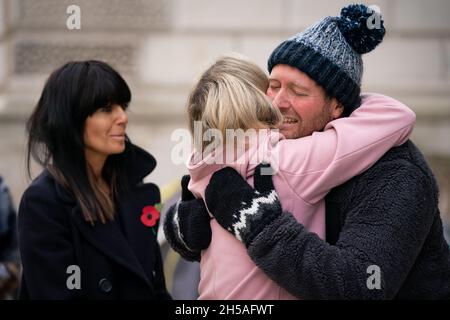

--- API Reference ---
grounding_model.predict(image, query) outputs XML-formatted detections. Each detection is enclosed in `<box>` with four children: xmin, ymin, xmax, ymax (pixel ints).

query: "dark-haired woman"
<box><xmin>18</xmin><ymin>60</ymin><xmax>171</xmax><ymax>300</ymax></box>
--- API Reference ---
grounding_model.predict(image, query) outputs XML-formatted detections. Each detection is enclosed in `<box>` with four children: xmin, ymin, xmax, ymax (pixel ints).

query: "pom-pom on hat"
<box><xmin>268</xmin><ymin>4</ymin><xmax>385</xmax><ymax>116</ymax></box>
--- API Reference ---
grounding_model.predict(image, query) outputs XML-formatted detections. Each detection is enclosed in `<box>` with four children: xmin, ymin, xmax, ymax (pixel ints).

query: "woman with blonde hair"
<box><xmin>168</xmin><ymin>53</ymin><xmax>415</xmax><ymax>299</ymax></box>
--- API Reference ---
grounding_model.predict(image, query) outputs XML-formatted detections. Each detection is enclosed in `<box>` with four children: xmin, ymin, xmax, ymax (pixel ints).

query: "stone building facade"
<box><xmin>0</xmin><ymin>0</ymin><xmax>449</xmax><ymax>224</ymax></box>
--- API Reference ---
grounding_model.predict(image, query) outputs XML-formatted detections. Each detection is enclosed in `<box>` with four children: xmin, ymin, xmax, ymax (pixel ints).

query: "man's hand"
<box><xmin>205</xmin><ymin>163</ymin><xmax>283</xmax><ymax>247</ymax></box>
<box><xmin>163</xmin><ymin>175</ymin><xmax>212</xmax><ymax>262</ymax></box>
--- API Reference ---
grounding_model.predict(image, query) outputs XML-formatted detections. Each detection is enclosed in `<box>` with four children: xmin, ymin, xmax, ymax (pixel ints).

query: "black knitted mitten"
<box><xmin>205</xmin><ymin>163</ymin><xmax>282</xmax><ymax>247</ymax></box>
<box><xmin>163</xmin><ymin>175</ymin><xmax>212</xmax><ymax>261</ymax></box>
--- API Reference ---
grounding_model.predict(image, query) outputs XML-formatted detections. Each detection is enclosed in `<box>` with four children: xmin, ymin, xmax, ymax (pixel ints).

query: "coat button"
<box><xmin>98</xmin><ymin>278</ymin><xmax>112</xmax><ymax>293</ymax></box>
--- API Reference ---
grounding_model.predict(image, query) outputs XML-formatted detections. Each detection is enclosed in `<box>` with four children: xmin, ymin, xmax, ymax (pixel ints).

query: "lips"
<box><xmin>110</xmin><ymin>134</ymin><xmax>125</xmax><ymax>141</ymax></box>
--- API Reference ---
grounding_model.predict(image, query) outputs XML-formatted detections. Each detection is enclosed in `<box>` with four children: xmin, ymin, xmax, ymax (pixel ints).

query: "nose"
<box><xmin>115</xmin><ymin>105</ymin><xmax>128</xmax><ymax>126</ymax></box>
<box><xmin>272</xmin><ymin>89</ymin><xmax>290</xmax><ymax>110</ymax></box>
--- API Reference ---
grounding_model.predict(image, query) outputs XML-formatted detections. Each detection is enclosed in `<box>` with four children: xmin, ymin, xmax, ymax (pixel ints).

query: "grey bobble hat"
<box><xmin>268</xmin><ymin>4</ymin><xmax>385</xmax><ymax>116</ymax></box>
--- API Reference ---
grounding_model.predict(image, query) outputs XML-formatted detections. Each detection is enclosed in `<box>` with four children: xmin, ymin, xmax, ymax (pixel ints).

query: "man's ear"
<box><xmin>330</xmin><ymin>98</ymin><xmax>344</xmax><ymax>119</ymax></box>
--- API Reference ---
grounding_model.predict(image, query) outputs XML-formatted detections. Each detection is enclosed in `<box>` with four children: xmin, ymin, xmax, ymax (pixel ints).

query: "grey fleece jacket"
<box><xmin>248</xmin><ymin>140</ymin><xmax>450</xmax><ymax>299</ymax></box>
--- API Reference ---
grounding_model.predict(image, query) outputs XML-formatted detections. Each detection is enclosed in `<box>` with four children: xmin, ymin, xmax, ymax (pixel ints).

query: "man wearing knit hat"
<box><xmin>265</xmin><ymin>3</ymin><xmax>386</xmax><ymax>136</ymax></box>
<box><xmin>164</xmin><ymin>4</ymin><xmax>450</xmax><ymax>299</ymax></box>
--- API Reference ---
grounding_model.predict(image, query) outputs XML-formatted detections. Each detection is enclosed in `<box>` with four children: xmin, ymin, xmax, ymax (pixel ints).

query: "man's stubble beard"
<box><xmin>289</xmin><ymin>101</ymin><xmax>336</xmax><ymax>139</ymax></box>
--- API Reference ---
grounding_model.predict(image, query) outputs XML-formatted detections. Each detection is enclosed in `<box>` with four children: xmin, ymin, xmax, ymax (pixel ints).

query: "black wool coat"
<box><xmin>18</xmin><ymin>144</ymin><xmax>172</xmax><ymax>300</ymax></box>
<box><xmin>248</xmin><ymin>140</ymin><xmax>450</xmax><ymax>299</ymax></box>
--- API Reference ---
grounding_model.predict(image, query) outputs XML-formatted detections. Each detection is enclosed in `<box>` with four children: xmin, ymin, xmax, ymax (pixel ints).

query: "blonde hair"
<box><xmin>187</xmin><ymin>54</ymin><xmax>282</xmax><ymax>150</ymax></box>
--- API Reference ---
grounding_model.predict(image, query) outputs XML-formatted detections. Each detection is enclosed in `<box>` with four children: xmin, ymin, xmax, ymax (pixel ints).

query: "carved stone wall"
<box><xmin>14</xmin><ymin>0</ymin><xmax>172</xmax><ymax>30</ymax></box>
<box><xmin>0</xmin><ymin>0</ymin><xmax>449</xmax><ymax>223</ymax></box>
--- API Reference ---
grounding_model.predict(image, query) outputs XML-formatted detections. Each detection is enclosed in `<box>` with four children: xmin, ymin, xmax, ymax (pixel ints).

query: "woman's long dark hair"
<box><xmin>27</xmin><ymin>60</ymin><xmax>131</xmax><ymax>224</ymax></box>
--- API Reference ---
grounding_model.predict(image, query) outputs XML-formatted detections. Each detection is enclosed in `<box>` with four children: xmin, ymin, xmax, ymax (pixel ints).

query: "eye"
<box><xmin>293</xmin><ymin>90</ymin><xmax>307</xmax><ymax>97</ymax></box>
<box><xmin>121</xmin><ymin>102</ymin><xmax>129</xmax><ymax>111</ymax></box>
<box><xmin>269</xmin><ymin>84</ymin><xmax>280</xmax><ymax>91</ymax></box>
<box><xmin>100</xmin><ymin>104</ymin><xmax>113</xmax><ymax>112</ymax></box>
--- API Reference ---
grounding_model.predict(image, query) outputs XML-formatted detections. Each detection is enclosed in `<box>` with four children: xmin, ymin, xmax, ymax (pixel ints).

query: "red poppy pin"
<box><xmin>140</xmin><ymin>204</ymin><xmax>162</xmax><ymax>234</ymax></box>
